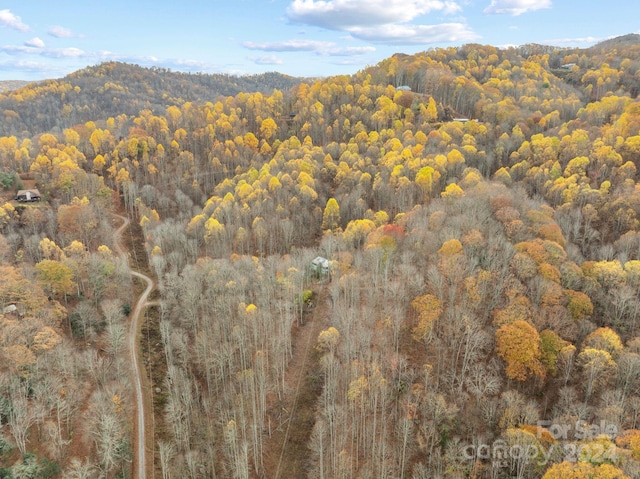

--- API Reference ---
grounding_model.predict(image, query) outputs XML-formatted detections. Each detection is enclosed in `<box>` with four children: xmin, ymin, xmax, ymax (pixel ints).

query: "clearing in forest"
<box><xmin>263</xmin><ymin>285</ymin><xmax>330</xmax><ymax>479</ymax></box>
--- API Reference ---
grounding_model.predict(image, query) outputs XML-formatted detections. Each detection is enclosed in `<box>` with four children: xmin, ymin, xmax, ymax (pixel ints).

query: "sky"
<box><xmin>0</xmin><ymin>0</ymin><xmax>638</xmax><ymax>82</ymax></box>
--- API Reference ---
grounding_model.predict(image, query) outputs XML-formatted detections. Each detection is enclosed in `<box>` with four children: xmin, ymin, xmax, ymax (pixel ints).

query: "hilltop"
<box><xmin>0</xmin><ymin>62</ymin><xmax>304</xmax><ymax>137</ymax></box>
<box><xmin>593</xmin><ymin>33</ymin><xmax>640</xmax><ymax>50</ymax></box>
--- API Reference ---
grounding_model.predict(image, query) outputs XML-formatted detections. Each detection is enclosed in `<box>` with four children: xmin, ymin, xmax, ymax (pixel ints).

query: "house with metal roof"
<box><xmin>15</xmin><ymin>189</ymin><xmax>41</xmax><ymax>202</ymax></box>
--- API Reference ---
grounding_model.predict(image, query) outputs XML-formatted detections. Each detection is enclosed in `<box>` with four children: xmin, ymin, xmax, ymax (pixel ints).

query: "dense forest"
<box><xmin>0</xmin><ymin>63</ymin><xmax>304</xmax><ymax>138</ymax></box>
<box><xmin>3</xmin><ymin>33</ymin><xmax>640</xmax><ymax>478</ymax></box>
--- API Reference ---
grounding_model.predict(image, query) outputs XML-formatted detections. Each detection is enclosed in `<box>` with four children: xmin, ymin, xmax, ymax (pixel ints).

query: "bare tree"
<box><xmin>63</xmin><ymin>458</ymin><xmax>98</xmax><ymax>479</ymax></box>
<box><xmin>158</xmin><ymin>440</ymin><xmax>176</xmax><ymax>479</ymax></box>
<box><xmin>6</xmin><ymin>377</ymin><xmax>36</xmax><ymax>455</ymax></box>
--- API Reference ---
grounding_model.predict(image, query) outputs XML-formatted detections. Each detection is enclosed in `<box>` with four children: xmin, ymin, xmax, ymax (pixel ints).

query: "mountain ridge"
<box><xmin>1</xmin><ymin>33</ymin><xmax>639</xmax><ymax>138</ymax></box>
<box><xmin>0</xmin><ymin>62</ymin><xmax>306</xmax><ymax>137</ymax></box>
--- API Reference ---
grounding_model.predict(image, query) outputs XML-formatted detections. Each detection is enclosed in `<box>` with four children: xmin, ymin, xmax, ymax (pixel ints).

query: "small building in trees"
<box><xmin>311</xmin><ymin>256</ymin><xmax>330</xmax><ymax>276</ymax></box>
<box><xmin>15</xmin><ymin>189</ymin><xmax>41</xmax><ymax>202</ymax></box>
<box><xmin>397</xmin><ymin>85</ymin><xmax>412</xmax><ymax>91</ymax></box>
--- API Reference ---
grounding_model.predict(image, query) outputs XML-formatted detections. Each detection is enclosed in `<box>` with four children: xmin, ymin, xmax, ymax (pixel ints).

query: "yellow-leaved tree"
<box><xmin>542</xmin><ymin>461</ymin><xmax>629</xmax><ymax>478</ymax></box>
<box><xmin>415</xmin><ymin>166</ymin><xmax>439</xmax><ymax>201</ymax></box>
<box><xmin>411</xmin><ymin>294</ymin><xmax>443</xmax><ymax>346</ymax></box>
<box><xmin>582</xmin><ymin>327</ymin><xmax>623</xmax><ymax>356</ymax></box>
<box><xmin>578</xmin><ymin>347</ymin><xmax>617</xmax><ymax>401</ymax></box>
<box><xmin>441</xmin><ymin>182</ymin><xmax>465</xmax><ymax>199</ymax></box>
<box><xmin>322</xmin><ymin>197</ymin><xmax>341</xmax><ymax>231</ymax></box>
<box><xmin>35</xmin><ymin>259</ymin><xmax>76</xmax><ymax>299</ymax></box>
<box><xmin>342</xmin><ymin>219</ymin><xmax>376</xmax><ymax>248</ymax></box>
<box><xmin>317</xmin><ymin>327</ymin><xmax>340</xmax><ymax>353</ymax></box>
<box><xmin>260</xmin><ymin>118</ymin><xmax>278</xmax><ymax>141</ymax></box>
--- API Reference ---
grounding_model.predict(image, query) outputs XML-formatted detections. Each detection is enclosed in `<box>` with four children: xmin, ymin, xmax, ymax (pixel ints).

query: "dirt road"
<box><xmin>268</xmin><ymin>287</ymin><xmax>328</xmax><ymax>479</ymax></box>
<box><xmin>113</xmin><ymin>214</ymin><xmax>154</xmax><ymax>479</ymax></box>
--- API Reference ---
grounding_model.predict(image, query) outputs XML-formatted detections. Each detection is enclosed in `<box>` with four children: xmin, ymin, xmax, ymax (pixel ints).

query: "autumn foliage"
<box><xmin>496</xmin><ymin>320</ymin><xmax>546</xmax><ymax>381</ymax></box>
<box><xmin>4</xmin><ymin>35</ymin><xmax>640</xmax><ymax>478</ymax></box>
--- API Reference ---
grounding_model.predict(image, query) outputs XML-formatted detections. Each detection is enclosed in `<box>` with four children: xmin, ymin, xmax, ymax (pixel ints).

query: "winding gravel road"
<box><xmin>113</xmin><ymin>214</ymin><xmax>153</xmax><ymax>479</ymax></box>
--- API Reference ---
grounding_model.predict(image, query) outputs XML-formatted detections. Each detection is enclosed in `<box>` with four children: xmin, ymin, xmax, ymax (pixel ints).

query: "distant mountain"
<box><xmin>0</xmin><ymin>62</ymin><xmax>305</xmax><ymax>137</ymax></box>
<box><xmin>0</xmin><ymin>80</ymin><xmax>30</xmax><ymax>92</ymax></box>
<box><xmin>592</xmin><ymin>33</ymin><xmax>640</xmax><ymax>50</ymax></box>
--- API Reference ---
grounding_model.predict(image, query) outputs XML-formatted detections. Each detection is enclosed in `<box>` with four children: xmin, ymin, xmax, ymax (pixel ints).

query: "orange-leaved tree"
<box><xmin>496</xmin><ymin>320</ymin><xmax>545</xmax><ymax>381</ymax></box>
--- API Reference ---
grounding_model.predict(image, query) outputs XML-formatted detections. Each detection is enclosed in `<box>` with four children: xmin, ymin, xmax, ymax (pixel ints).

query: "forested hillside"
<box><xmin>3</xmin><ymin>35</ymin><xmax>640</xmax><ymax>478</ymax></box>
<box><xmin>0</xmin><ymin>62</ymin><xmax>303</xmax><ymax>138</ymax></box>
<box><xmin>0</xmin><ymin>82</ymin><xmax>29</xmax><ymax>94</ymax></box>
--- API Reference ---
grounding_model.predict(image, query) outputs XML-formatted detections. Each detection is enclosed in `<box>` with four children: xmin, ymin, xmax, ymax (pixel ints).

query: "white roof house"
<box><xmin>311</xmin><ymin>256</ymin><xmax>330</xmax><ymax>274</ymax></box>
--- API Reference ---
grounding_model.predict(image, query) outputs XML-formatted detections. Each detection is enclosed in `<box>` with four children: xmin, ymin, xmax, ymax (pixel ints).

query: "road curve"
<box><xmin>113</xmin><ymin>214</ymin><xmax>153</xmax><ymax>479</ymax></box>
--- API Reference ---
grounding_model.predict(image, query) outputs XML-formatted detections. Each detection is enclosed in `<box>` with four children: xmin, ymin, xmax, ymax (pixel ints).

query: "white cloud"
<box><xmin>243</xmin><ymin>39</ymin><xmax>376</xmax><ymax>56</ymax></box>
<box><xmin>0</xmin><ymin>59</ymin><xmax>62</xmax><ymax>75</ymax></box>
<box><xmin>1</xmin><ymin>45</ymin><xmax>40</xmax><ymax>55</ymax></box>
<box><xmin>349</xmin><ymin>22</ymin><xmax>479</xmax><ymax>44</ymax></box>
<box><xmin>47</xmin><ymin>25</ymin><xmax>80</xmax><ymax>38</ymax></box>
<box><xmin>249</xmin><ymin>55</ymin><xmax>284</xmax><ymax>65</ymax></box>
<box><xmin>95</xmin><ymin>51</ymin><xmax>160</xmax><ymax>64</ymax></box>
<box><xmin>542</xmin><ymin>36</ymin><xmax>600</xmax><ymax>45</ymax></box>
<box><xmin>168</xmin><ymin>58</ymin><xmax>208</xmax><ymax>68</ymax></box>
<box><xmin>283</xmin><ymin>0</ymin><xmax>474</xmax><ymax>47</ymax></box>
<box><xmin>0</xmin><ymin>49</ymin><xmax>232</xmax><ymax>81</ymax></box>
<box><xmin>483</xmin><ymin>0</ymin><xmax>551</xmax><ymax>16</ymax></box>
<box><xmin>0</xmin><ymin>42</ymin><xmax>226</xmax><ymax>78</ymax></box>
<box><xmin>1</xmin><ymin>45</ymin><xmax>87</xmax><ymax>58</ymax></box>
<box><xmin>322</xmin><ymin>46</ymin><xmax>376</xmax><ymax>56</ymax></box>
<box><xmin>243</xmin><ymin>39</ymin><xmax>334</xmax><ymax>52</ymax></box>
<box><xmin>0</xmin><ymin>9</ymin><xmax>29</xmax><ymax>31</ymax></box>
<box><xmin>43</xmin><ymin>47</ymin><xmax>86</xmax><ymax>58</ymax></box>
<box><xmin>25</xmin><ymin>37</ymin><xmax>45</xmax><ymax>48</ymax></box>
<box><xmin>331</xmin><ymin>58</ymin><xmax>368</xmax><ymax>65</ymax></box>
<box><xmin>287</xmin><ymin>0</ymin><xmax>461</xmax><ymax>30</ymax></box>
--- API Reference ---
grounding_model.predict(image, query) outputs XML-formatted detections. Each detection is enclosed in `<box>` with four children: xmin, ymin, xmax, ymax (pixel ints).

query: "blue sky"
<box><xmin>0</xmin><ymin>0</ymin><xmax>638</xmax><ymax>82</ymax></box>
